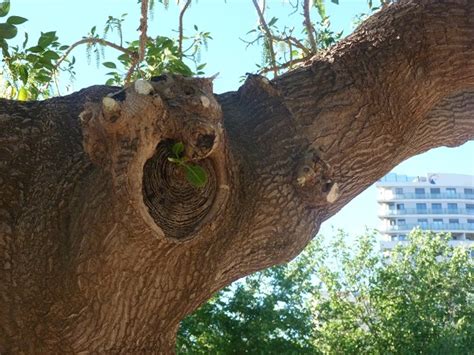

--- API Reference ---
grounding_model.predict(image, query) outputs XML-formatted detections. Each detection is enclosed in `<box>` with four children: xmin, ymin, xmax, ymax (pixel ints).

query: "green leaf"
<box><xmin>18</xmin><ymin>65</ymin><xmax>28</xmax><ymax>84</ymax></box>
<box><xmin>0</xmin><ymin>22</ymin><xmax>16</xmax><ymax>39</ymax></box>
<box><xmin>184</xmin><ymin>164</ymin><xmax>207</xmax><ymax>188</ymax></box>
<box><xmin>314</xmin><ymin>0</ymin><xmax>327</xmax><ymax>19</ymax></box>
<box><xmin>38</xmin><ymin>31</ymin><xmax>57</xmax><ymax>49</ymax></box>
<box><xmin>102</xmin><ymin>61</ymin><xmax>117</xmax><ymax>69</ymax></box>
<box><xmin>43</xmin><ymin>50</ymin><xmax>60</xmax><ymax>60</ymax></box>
<box><xmin>268</xmin><ymin>17</ymin><xmax>278</xmax><ymax>27</ymax></box>
<box><xmin>0</xmin><ymin>37</ymin><xmax>7</xmax><ymax>54</ymax></box>
<box><xmin>35</xmin><ymin>73</ymin><xmax>51</xmax><ymax>83</ymax></box>
<box><xmin>27</xmin><ymin>45</ymin><xmax>43</xmax><ymax>53</ymax></box>
<box><xmin>17</xmin><ymin>87</ymin><xmax>28</xmax><ymax>101</ymax></box>
<box><xmin>22</xmin><ymin>32</ymin><xmax>28</xmax><ymax>48</ymax></box>
<box><xmin>6</xmin><ymin>16</ymin><xmax>27</xmax><ymax>25</ymax></box>
<box><xmin>0</xmin><ymin>0</ymin><xmax>10</xmax><ymax>17</ymax></box>
<box><xmin>172</xmin><ymin>142</ymin><xmax>185</xmax><ymax>157</ymax></box>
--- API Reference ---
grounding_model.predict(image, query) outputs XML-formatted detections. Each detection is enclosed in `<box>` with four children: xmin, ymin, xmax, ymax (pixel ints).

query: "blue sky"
<box><xmin>8</xmin><ymin>0</ymin><xmax>474</xmax><ymax>238</ymax></box>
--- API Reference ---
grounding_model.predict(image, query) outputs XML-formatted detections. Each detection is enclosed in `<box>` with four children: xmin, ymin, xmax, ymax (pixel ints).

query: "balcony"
<box><xmin>382</xmin><ymin>223</ymin><xmax>474</xmax><ymax>232</ymax></box>
<box><xmin>380</xmin><ymin>240</ymin><xmax>474</xmax><ymax>250</ymax></box>
<box><xmin>379</xmin><ymin>208</ymin><xmax>474</xmax><ymax>216</ymax></box>
<box><xmin>378</xmin><ymin>192</ymin><xmax>474</xmax><ymax>201</ymax></box>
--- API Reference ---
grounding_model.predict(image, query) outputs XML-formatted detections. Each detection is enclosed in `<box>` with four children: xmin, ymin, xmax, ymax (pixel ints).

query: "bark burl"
<box><xmin>1</xmin><ymin>0</ymin><xmax>473</xmax><ymax>352</ymax></box>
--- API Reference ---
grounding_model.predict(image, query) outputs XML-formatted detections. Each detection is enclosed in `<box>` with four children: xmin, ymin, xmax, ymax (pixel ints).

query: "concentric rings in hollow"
<box><xmin>142</xmin><ymin>140</ymin><xmax>217</xmax><ymax>239</ymax></box>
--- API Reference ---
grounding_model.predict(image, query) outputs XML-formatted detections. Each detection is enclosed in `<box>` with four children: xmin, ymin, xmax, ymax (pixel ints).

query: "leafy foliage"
<box><xmin>102</xmin><ymin>33</ymin><xmax>210</xmax><ymax>86</ymax></box>
<box><xmin>177</xmin><ymin>230</ymin><xmax>474</xmax><ymax>354</ymax></box>
<box><xmin>246</xmin><ymin>0</ymin><xmax>344</xmax><ymax>76</ymax></box>
<box><xmin>0</xmin><ymin>0</ymin><xmax>74</xmax><ymax>99</ymax></box>
<box><xmin>0</xmin><ymin>0</ymin><xmax>209</xmax><ymax>99</ymax></box>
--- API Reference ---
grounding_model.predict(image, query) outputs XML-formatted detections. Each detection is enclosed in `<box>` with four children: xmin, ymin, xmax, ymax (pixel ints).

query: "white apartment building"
<box><xmin>376</xmin><ymin>173</ymin><xmax>474</xmax><ymax>251</ymax></box>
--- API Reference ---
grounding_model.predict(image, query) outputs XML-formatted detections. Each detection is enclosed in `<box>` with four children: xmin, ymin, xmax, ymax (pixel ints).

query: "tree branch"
<box><xmin>123</xmin><ymin>0</ymin><xmax>149</xmax><ymax>83</ymax></box>
<box><xmin>215</xmin><ymin>0</ymin><xmax>474</xmax><ymax>284</ymax></box>
<box><xmin>401</xmin><ymin>90</ymin><xmax>474</xmax><ymax>156</ymax></box>
<box><xmin>258</xmin><ymin>56</ymin><xmax>308</xmax><ymax>74</ymax></box>
<box><xmin>139</xmin><ymin>0</ymin><xmax>149</xmax><ymax>63</ymax></box>
<box><xmin>251</xmin><ymin>0</ymin><xmax>278</xmax><ymax>78</ymax></box>
<box><xmin>303</xmin><ymin>0</ymin><xmax>317</xmax><ymax>53</ymax></box>
<box><xmin>275</xmin><ymin>0</ymin><xmax>474</xmax><ymax>218</ymax></box>
<box><xmin>178</xmin><ymin>0</ymin><xmax>192</xmax><ymax>58</ymax></box>
<box><xmin>54</xmin><ymin>38</ymin><xmax>137</xmax><ymax>71</ymax></box>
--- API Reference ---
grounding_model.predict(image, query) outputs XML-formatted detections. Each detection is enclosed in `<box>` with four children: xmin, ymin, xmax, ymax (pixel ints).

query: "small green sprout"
<box><xmin>168</xmin><ymin>142</ymin><xmax>208</xmax><ymax>188</ymax></box>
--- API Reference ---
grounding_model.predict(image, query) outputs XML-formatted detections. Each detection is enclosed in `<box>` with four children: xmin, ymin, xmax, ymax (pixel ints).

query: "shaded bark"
<box><xmin>0</xmin><ymin>0</ymin><xmax>473</xmax><ymax>352</ymax></box>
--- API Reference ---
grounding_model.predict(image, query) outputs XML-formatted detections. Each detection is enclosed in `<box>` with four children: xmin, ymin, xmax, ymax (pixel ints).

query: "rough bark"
<box><xmin>0</xmin><ymin>0</ymin><xmax>473</xmax><ymax>352</ymax></box>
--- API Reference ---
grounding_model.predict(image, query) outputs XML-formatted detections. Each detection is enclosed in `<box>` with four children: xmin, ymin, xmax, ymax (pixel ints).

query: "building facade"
<box><xmin>376</xmin><ymin>173</ymin><xmax>474</xmax><ymax>251</ymax></box>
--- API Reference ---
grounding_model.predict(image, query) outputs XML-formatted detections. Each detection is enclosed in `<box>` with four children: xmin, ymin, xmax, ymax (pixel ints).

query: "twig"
<box><xmin>126</xmin><ymin>0</ymin><xmax>149</xmax><ymax>84</ymax></box>
<box><xmin>124</xmin><ymin>57</ymin><xmax>140</xmax><ymax>84</ymax></box>
<box><xmin>54</xmin><ymin>38</ymin><xmax>136</xmax><ymax>71</ymax></box>
<box><xmin>303</xmin><ymin>0</ymin><xmax>317</xmax><ymax>53</ymax></box>
<box><xmin>272</xmin><ymin>33</ymin><xmax>311</xmax><ymax>55</ymax></box>
<box><xmin>241</xmin><ymin>32</ymin><xmax>309</xmax><ymax>56</ymax></box>
<box><xmin>258</xmin><ymin>56</ymin><xmax>308</xmax><ymax>75</ymax></box>
<box><xmin>251</xmin><ymin>0</ymin><xmax>278</xmax><ymax>78</ymax></box>
<box><xmin>178</xmin><ymin>0</ymin><xmax>192</xmax><ymax>58</ymax></box>
<box><xmin>139</xmin><ymin>0</ymin><xmax>149</xmax><ymax>62</ymax></box>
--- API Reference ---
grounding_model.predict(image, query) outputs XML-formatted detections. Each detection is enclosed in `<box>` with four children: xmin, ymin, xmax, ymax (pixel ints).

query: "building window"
<box><xmin>432</xmin><ymin>203</ymin><xmax>442</xmax><ymax>213</ymax></box>
<box><xmin>416</xmin><ymin>203</ymin><xmax>427</xmax><ymax>213</ymax></box>
<box><xmin>417</xmin><ymin>218</ymin><xmax>428</xmax><ymax>226</ymax></box>
<box><xmin>446</xmin><ymin>187</ymin><xmax>456</xmax><ymax>195</ymax></box>
<box><xmin>395</xmin><ymin>188</ymin><xmax>403</xmax><ymax>195</ymax></box>
<box><xmin>449</xmin><ymin>218</ymin><xmax>459</xmax><ymax>224</ymax></box>
<box><xmin>467</xmin><ymin>204</ymin><xmax>474</xmax><ymax>212</ymax></box>
<box><xmin>430</xmin><ymin>188</ymin><xmax>440</xmax><ymax>195</ymax></box>
<box><xmin>433</xmin><ymin>218</ymin><xmax>443</xmax><ymax>226</ymax></box>
<box><xmin>465</xmin><ymin>188</ymin><xmax>474</xmax><ymax>195</ymax></box>
<box><xmin>399</xmin><ymin>234</ymin><xmax>407</xmax><ymax>241</ymax></box>
<box><xmin>467</xmin><ymin>219</ymin><xmax>474</xmax><ymax>229</ymax></box>
<box><xmin>466</xmin><ymin>234</ymin><xmax>474</xmax><ymax>241</ymax></box>
<box><xmin>415</xmin><ymin>188</ymin><xmax>425</xmax><ymax>196</ymax></box>
<box><xmin>396</xmin><ymin>203</ymin><xmax>404</xmax><ymax>210</ymax></box>
<box><xmin>397</xmin><ymin>219</ymin><xmax>406</xmax><ymax>225</ymax></box>
<box><xmin>452</xmin><ymin>234</ymin><xmax>462</xmax><ymax>241</ymax></box>
<box><xmin>447</xmin><ymin>203</ymin><xmax>458</xmax><ymax>213</ymax></box>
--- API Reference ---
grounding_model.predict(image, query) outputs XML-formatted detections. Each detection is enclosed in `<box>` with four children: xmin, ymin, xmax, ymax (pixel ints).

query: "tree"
<box><xmin>1</xmin><ymin>0</ymin><xmax>473</xmax><ymax>352</ymax></box>
<box><xmin>177</xmin><ymin>230</ymin><xmax>474</xmax><ymax>354</ymax></box>
<box><xmin>312</xmin><ymin>230</ymin><xmax>473</xmax><ymax>354</ymax></box>
<box><xmin>177</xmin><ymin>239</ymin><xmax>321</xmax><ymax>354</ymax></box>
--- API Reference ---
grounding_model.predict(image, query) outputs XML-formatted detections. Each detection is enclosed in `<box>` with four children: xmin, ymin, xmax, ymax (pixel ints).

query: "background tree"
<box><xmin>1</xmin><ymin>0</ymin><xmax>473</xmax><ymax>352</ymax></box>
<box><xmin>178</xmin><ymin>230</ymin><xmax>474</xmax><ymax>354</ymax></box>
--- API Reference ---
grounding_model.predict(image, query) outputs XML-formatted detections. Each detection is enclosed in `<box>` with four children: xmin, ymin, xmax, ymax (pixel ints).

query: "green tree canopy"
<box><xmin>177</xmin><ymin>230</ymin><xmax>474</xmax><ymax>354</ymax></box>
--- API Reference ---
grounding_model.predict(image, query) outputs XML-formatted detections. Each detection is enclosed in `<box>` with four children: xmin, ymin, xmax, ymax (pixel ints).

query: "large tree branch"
<box><xmin>272</xmin><ymin>0</ymin><xmax>474</xmax><ymax>218</ymax></box>
<box><xmin>207</xmin><ymin>0</ymin><xmax>474</xmax><ymax>289</ymax></box>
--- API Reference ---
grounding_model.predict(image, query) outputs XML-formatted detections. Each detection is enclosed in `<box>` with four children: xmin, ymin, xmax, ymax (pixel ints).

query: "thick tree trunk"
<box><xmin>1</xmin><ymin>0</ymin><xmax>473</xmax><ymax>352</ymax></box>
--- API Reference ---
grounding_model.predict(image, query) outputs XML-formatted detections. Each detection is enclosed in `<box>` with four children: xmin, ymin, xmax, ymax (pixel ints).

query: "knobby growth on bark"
<box><xmin>0</xmin><ymin>0</ymin><xmax>473</xmax><ymax>353</ymax></box>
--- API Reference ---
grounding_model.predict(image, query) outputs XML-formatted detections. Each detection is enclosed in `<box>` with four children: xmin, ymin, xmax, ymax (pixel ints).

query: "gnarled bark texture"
<box><xmin>1</xmin><ymin>0</ymin><xmax>473</xmax><ymax>352</ymax></box>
